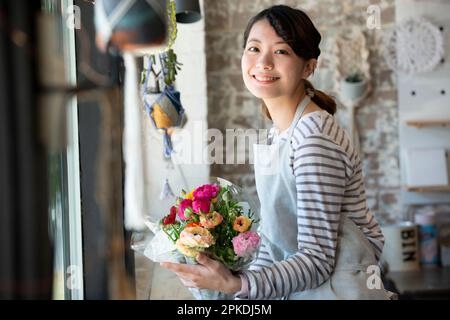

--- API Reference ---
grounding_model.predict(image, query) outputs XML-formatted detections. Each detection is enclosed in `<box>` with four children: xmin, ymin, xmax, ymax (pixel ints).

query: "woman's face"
<box><xmin>241</xmin><ymin>19</ymin><xmax>307</xmax><ymax>100</ymax></box>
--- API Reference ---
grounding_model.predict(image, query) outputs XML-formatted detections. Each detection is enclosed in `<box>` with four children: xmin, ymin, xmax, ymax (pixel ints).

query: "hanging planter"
<box><xmin>140</xmin><ymin>1</ymin><xmax>186</xmax><ymax>159</ymax></box>
<box><xmin>94</xmin><ymin>0</ymin><xmax>168</xmax><ymax>54</ymax></box>
<box><xmin>340</xmin><ymin>72</ymin><xmax>367</xmax><ymax>101</ymax></box>
<box><xmin>175</xmin><ymin>0</ymin><xmax>202</xmax><ymax>23</ymax></box>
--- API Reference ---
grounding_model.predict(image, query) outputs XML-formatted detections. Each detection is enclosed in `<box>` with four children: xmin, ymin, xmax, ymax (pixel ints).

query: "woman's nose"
<box><xmin>255</xmin><ymin>54</ymin><xmax>273</xmax><ymax>70</ymax></box>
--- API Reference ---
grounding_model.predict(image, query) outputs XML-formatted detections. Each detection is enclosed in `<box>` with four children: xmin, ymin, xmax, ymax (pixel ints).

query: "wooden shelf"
<box><xmin>406</xmin><ymin>120</ymin><xmax>450</xmax><ymax>128</ymax></box>
<box><xmin>405</xmin><ymin>185</ymin><xmax>450</xmax><ymax>192</ymax></box>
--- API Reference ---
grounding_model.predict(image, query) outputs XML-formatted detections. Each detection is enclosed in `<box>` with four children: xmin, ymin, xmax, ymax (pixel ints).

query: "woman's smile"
<box><xmin>251</xmin><ymin>73</ymin><xmax>280</xmax><ymax>84</ymax></box>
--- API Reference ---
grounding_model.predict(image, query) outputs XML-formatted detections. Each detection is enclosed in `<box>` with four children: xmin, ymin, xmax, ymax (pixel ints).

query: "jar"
<box><xmin>381</xmin><ymin>222</ymin><xmax>420</xmax><ymax>271</ymax></box>
<box><xmin>415</xmin><ymin>211</ymin><xmax>440</xmax><ymax>266</ymax></box>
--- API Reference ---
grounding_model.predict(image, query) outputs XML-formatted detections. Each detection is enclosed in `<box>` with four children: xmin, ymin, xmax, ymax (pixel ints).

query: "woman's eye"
<box><xmin>275</xmin><ymin>49</ymin><xmax>289</xmax><ymax>55</ymax></box>
<box><xmin>247</xmin><ymin>47</ymin><xmax>259</xmax><ymax>52</ymax></box>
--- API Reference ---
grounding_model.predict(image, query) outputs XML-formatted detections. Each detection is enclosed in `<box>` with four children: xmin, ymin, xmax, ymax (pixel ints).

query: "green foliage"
<box><xmin>162</xmin><ymin>221</ymin><xmax>183</xmax><ymax>243</ymax></box>
<box><xmin>166</xmin><ymin>0</ymin><xmax>178</xmax><ymax>50</ymax></box>
<box><xmin>345</xmin><ymin>72</ymin><xmax>364</xmax><ymax>83</ymax></box>
<box><xmin>141</xmin><ymin>1</ymin><xmax>182</xmax><ymax>88</ymax></box>
<box><xmin>207</xmin><ymin>186</ymin><xmax>258</xmax><ymax>269</ymax></box>
<box><xmin>161</xmin><ymin>48</ymin><xmax>183</xmax><ymax>87</ymax></box>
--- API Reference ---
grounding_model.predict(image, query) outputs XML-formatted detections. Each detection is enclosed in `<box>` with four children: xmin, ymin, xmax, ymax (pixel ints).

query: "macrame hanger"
<box><xmin>162</xmin><ymin>129</ymin><xmax>173</xmax><ymax>158</ymax></box>
<box><xmin>141</xmin><ymin>55</ymin><xmax>175</xmax><ymax>159</ymax></box>
<box><xmin>333</xmin><ymin>30</ymin><xmax>371</xmax><ymax>158</ymax></box>
<box><xmin>142</xmin><ymin>55</ymin><xmax>153</xmax><ymax>93</ymax></box>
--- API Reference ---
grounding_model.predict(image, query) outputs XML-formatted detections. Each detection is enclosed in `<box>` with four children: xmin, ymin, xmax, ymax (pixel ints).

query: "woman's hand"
<box><xmin>160</xmin><ymin>253</ymin><xmax>242</xmax><ymax>295</ymax></box>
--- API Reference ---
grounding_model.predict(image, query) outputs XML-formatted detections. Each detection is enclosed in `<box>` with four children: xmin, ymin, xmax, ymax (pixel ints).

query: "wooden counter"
<box><xmin>386</xmin><ymin>267</ymin><xmax>450</xmax><ymax>299</ymax></box>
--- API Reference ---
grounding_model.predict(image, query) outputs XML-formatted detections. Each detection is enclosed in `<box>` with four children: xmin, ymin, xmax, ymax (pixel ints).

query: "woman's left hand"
<box><xmin>160</xmin><ymin>253</ymin><xmax>242</xmax><ymax>295</ymax></box>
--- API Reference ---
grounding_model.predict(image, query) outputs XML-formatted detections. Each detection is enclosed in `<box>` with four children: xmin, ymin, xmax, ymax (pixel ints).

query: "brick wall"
<box><xmin>203</xmin><ymin>0</ymin><xmax>450</xmax><ymax>224</ymax></box>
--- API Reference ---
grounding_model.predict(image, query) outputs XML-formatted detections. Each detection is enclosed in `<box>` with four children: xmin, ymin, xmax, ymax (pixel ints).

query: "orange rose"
<box><xmin>233</xmin><ymin>216</ymin><xmax>252</xmax><ymax>233</ymax></box>
<box><xmin>199</xmin><ymin>211</ymin><xmax>223</xmax><ymax>229</ymax></box>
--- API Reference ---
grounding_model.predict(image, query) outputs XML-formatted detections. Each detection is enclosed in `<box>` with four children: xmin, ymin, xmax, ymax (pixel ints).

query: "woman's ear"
<box><xmin>302</xmin><ymin>59</ymin><xmax>318</xmax><ymax>78</ymax></box>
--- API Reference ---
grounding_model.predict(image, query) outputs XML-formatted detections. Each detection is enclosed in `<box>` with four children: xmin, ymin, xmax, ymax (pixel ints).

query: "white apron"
<box><xmin>253</xmin><ymin>96</ymin><xmax>389</xmax><ymax>300</ymax></box>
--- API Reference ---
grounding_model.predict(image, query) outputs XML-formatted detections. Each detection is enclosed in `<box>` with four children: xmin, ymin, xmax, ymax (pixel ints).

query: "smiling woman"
<box><xmin>240</xmin><ymin>6</ymin><xmax>335</xmax><ymax>127</ymax></box>
<box><xmin>161</xmin><ymin>4</ymin><xmax>394</xmax><ymax>300</ymax></box>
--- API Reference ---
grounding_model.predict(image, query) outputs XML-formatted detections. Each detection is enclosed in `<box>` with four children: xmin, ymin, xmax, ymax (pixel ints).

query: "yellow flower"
<box><xmin>186</xmin><ymin>190</ymin><xmax>194</xmax><ymax>200</ymax></box>
<box><xmin>212</xmin><ymin>197</ymin><xmax>217</xmax><ymax>203</ymax></box>
<box><xmin>233</xmin><ymin>216</ymin><xmax>252</xmax><ymax>233</ymax></box>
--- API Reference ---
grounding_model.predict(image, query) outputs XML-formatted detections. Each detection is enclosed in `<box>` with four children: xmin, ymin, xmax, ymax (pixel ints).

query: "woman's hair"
<box><xmin>242</xmin><ymin>5</ymin><xmax>336</xmax><ymax>119</ymax></box>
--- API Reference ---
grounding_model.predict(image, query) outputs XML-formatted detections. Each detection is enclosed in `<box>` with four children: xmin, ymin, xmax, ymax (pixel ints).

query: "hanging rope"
<box><xmin>141</xmin><ymin>54</ymin><xmax>185</xmax><ymax>159</ymax></box>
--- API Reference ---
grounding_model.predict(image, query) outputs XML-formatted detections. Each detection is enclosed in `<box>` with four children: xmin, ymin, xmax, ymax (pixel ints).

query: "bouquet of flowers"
<box><xmin>135</xmin><ymin>177</ymin><xmax>261</xmax><ymax>299</ymax></box>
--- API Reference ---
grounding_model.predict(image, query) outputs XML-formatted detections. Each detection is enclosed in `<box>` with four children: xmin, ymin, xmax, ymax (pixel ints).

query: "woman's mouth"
<box><xmin>252</xmin><ymin>74</ymin><xmax>280</xmax><ymax>84</ymax></box>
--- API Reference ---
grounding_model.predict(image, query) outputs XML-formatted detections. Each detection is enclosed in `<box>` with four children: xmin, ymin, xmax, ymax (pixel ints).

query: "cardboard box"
<box><xmin>405</xmin><ymin>148</ymin><xmax>449</xmax><ymax>186</ymax></box>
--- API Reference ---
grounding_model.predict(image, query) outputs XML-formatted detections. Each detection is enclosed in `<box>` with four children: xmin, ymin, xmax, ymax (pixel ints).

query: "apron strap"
<box><xmin>287</xmin><ymin>95</ymin><xmax>311</xmax><ymax>140</ymax></box>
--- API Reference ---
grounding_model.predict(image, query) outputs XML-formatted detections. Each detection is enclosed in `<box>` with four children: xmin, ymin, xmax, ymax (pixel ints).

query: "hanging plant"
<box><xmin>161</xmin><ymin>48</ymin><xmax>183</xmax><ymax>87</ymax></box>
<box><xmin>141</xmin><ymin>0</ymin><xmax>182</xmax><ymax>89</ymax></box>
<box><xmin>166</xmin><ymin>0</ymin><xmax>177</xmax><ymax>50</ymax></box>
<box><xmin>344</xmin><ymin>71</ymin><xmax>364</xmax><ymax>83</ymax></box>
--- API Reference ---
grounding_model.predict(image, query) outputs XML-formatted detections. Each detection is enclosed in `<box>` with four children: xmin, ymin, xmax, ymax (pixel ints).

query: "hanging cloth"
<box><xmin>141</xmin><ymin>54</ymin><xmax>186</xmax><ymax>158</ymax></box>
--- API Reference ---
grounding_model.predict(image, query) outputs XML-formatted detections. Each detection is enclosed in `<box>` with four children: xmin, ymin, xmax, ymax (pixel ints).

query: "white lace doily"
<box><xmin>383</xmin><ymin>17</ymin><xmax>444</xmax><ymax>74</ymax></box>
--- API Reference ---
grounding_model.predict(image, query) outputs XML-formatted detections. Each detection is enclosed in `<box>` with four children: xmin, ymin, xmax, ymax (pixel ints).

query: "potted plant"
<box><xmin>340</xmin><ymin>71</ymin><xmax>367</xmax><ymax>100</ymax></box>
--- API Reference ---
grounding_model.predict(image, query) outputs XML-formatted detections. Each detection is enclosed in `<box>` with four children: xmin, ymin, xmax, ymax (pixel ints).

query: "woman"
<box><xmin>161</xmin><ymin>5</ymin><xmax>391</xmax><ymax>300</ymax></box>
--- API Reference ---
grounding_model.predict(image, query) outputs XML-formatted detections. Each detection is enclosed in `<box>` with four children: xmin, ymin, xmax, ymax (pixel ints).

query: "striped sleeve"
<box><xmin>236</xmin><ymin>134</ymin><xmax>347</xmax><ymax>299</ymax></box>
<box><xmin>292</xmin><ymin>135</ymin><xmax>346</xmax><ymax>287</ymax></box>
<box><xmin>342</xmin><ymin>153</ymin><xmax>385</xmax><ymax>260</ymax></box>
<box><xmin>247</xmin><ymin>242</ymin><xmax>274</xmax><ymax>271</ymax></box>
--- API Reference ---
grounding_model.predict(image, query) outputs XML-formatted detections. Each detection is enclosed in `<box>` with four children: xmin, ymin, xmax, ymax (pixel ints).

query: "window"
<box><xmin>44</xmin><ymin>0</ymin><xmax>83</xmax><ymax>300</ymax></box>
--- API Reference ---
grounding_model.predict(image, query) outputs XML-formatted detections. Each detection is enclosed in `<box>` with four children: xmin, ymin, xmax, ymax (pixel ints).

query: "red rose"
<box><xmin>163</xmin><ymin>206</ymin><xmax>177</xmax><ymax>225</ymax></box>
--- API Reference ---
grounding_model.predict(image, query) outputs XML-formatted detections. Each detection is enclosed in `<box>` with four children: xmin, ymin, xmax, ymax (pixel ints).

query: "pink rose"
<box><xmin>178</xmin><ymin>199</ymin><xmax>193</xmax><ymax>220</ymax></box>
<box><xmin>193</xmin><ymin>184</ymin><xmax>220</xmax><ymax>200</ymax></box>
<box><xmin>232</xmin><ymin>231</ymin><xmax>261</xmax><ymax>257</ymax></box>
<box><xmin>192</xmin><ymin>198</ymin><xmax>211</xmax><ymax>214</ymax></box>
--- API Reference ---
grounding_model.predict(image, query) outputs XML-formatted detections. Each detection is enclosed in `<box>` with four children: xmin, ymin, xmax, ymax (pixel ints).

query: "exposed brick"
<box><xmin>203</xmin><ymin>0</ymin><xmax>419</xmax><ymax>222</ymax></box>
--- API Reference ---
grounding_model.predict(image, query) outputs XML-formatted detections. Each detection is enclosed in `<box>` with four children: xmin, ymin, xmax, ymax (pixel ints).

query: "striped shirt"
<box><xmin>236</xmin><ymin>110</ymin><xmax>385</xmax><ymax>300</ymax></box>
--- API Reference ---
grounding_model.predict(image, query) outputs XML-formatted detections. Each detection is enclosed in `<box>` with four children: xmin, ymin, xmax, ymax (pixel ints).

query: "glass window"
<box><xmin>43</xmin><ymin>0</ymin><xmax>83</xmax><ymax>300</ymax></box>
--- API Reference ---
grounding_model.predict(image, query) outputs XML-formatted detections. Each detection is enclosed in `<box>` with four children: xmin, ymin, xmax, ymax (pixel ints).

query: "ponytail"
<box><xmin>260</xmin><ymin>80</ymin><xmax>336</xmax><ymax>121</ymax></box>
<box><xmin>303</xmin><ymin>79</ymin><xmax>336</xmax><ymax>116</ymax></box>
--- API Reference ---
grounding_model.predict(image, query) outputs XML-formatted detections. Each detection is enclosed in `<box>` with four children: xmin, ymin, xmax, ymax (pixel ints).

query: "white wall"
<box><xmin>142</xmin><ymin>1</ymin><xmax>209</xmax><ymax>224</ymax></box>
<box><xmin>140</xmin><ymin>0</ymin><xmax>209</xmax><ymax>299</ymax></box>
<box><xmin>396</xmin><ymin>0</ymin><xmax>450</xmax><ymax>205</ymax></box>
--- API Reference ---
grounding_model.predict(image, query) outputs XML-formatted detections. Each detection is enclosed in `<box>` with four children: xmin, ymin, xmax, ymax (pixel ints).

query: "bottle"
<box><xmin>414</xmin><ymin>210</ymin><xmax>440</xmax><ymax>267</ymax></box>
